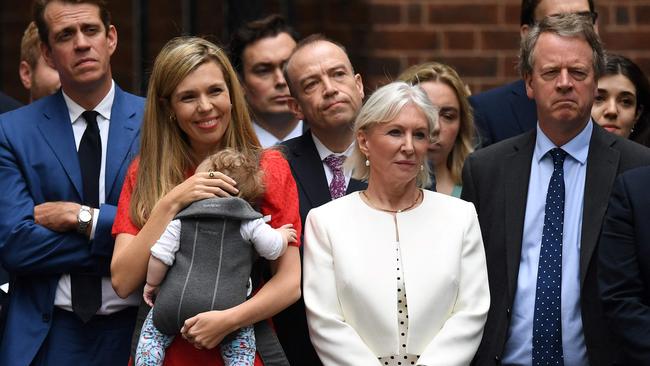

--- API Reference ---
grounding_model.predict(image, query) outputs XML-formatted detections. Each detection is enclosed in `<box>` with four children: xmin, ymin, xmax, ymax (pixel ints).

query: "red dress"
<box><xmin>112</xmin><ymin>150</ymin><xmax>301</xmax><ymax>366</ymax></box>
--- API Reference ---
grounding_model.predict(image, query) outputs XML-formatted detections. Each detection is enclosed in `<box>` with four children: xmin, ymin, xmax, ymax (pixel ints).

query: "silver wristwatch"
<box><xmin>77</xmin><ymin>205</ymin><xmax>92</xmax><ymax>234</ymax></box>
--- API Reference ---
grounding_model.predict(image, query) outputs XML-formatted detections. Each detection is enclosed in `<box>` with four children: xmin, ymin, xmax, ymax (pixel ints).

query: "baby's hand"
<box><xmin>143</xmin><ymin>283</ymin><xmax>159</xmax><ymax>307</ymax></box>
<box><xmin>278</xmin><ymin>224</ymin><xmax>297</xmax><ymax>246</ymax></box>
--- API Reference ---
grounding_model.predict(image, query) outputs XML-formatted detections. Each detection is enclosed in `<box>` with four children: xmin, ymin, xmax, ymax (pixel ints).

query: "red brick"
<box><xmin>428</xmin><ymin>4</ymin><xmax>498</xmax><ymax>25</ymax></box>
<box><xmin>503</xmin><ymin>56</ymin><xmax>521</xmax><ymax>78</ymax></box>
<box><xmin>370</xmin><ymin>4</ymin><xmax>402</xmax><ymax>24</ymax></box>
<box><xmin>369</xmin><ymin>31</ymin><xmax>440</xmax><ymax>51</ymax></box>
<box><xmin>408</xmin><ymin>4</ymin><xmax>423</xmax><ymax>24</ymax></box>
<box><xmin>505</xmin><ymin>4</ymin><xmax>521</xmax><ymax>26</ymax></box>
<box><xmin>481</xmin><ymin>30</ymin><xmax>520</xmax><ymax>51</ymax></box>
<box><xmin>615</xmin><ymin>6</ymin><xmax>630</xmax><ymax>25</ymax></box>
<box><xmin>444</xmin><ymin>31</ymin><xmax>475</xmax><ymax>51</ymax></box>
<box><xmin>601</xmin><ymin>31</ymin><xmax>650</xmax><ymax>50</ymax></box>
<box><xmin>436</xmin><ymin>56</ymin><xmax>498</xmax><ymax>78</ymax></box>
<box><xmin>636</xmin><ymin>6</ymin><xmax>650</xmax><ymax>25</ymax></box>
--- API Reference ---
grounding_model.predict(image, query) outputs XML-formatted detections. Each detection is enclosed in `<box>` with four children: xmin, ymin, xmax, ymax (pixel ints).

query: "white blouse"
<box><xmin>303</xmin><ymin>191</ymin><xmax>490</xmax><ymax>366</ymax></box>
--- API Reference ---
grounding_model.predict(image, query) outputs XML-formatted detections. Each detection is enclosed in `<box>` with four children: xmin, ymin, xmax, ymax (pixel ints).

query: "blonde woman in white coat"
<box><xmin>303</xmin><ymin>82</ymin><xmax>490</xmax><ymax>366</ymax></box>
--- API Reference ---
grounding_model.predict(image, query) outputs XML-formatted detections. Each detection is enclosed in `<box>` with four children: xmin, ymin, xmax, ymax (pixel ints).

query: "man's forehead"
<box><xmin>244</xmin><ymin>32</ymin><xmax>296</xmax><ymax>62</ymax></box>
<box><xmin>44</xmin><ymin>2</ymin><xmax>102</xmax><ymax>31</ymax></box>
<box><xmin>290</xmin><ymin>41</ymin><xmax>352</xmax><ymax>75</ymax></box>
<box><xmin>533</xmin><ymin>33</ymin><xmax>593</xmax><ymax>66</ymax></box>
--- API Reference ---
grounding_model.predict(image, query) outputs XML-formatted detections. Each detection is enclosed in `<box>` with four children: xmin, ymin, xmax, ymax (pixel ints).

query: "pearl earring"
<box><xmin>365</xmin><ymin>159</ymin><xmax>370</xmax><ymax>167</ymax></box>
<box><xmin>420</xmin><ymin>164</ymin><xmax>424</xmax><ymax>171</ymax></box>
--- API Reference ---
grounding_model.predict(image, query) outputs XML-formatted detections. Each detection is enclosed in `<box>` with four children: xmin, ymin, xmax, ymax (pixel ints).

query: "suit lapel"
<box><xmin>580</xmin><ymin>126</ymin><xmax>619</xmax><ymax>285</ymax></box>
<box><xmin>105</xmin><ymin>86</ymin><xmax>140</xmax><ymax>199</ymax></box>
<box><xmin>37</xmin><ymin>91</ymin><xmax>83</xmax><ymax>198</ymax></box>
<box><xmin>289</xmin><ymin>132</ymin><xmax>332</xmax><ymax>209</ymax></box>
<box><xmin>504</xmin><ymin>130</ymin><xmax>536</xmax><ymax>301</ymax></box>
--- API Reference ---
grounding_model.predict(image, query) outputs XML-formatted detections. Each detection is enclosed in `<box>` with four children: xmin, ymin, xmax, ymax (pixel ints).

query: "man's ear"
<box><xmin>288</xmin><ymin>97</ymin><xmax>303</xmax><ymax>118</ymax></box>
<box><xmin>19</xmin><ymin>61</ymin><xmax>33</xmax><ymax>90</ymax></box>
<box><xmin>40</xmin><ymin>42</ymin><xmax>55</xmax><ymax>69</ymax></box>
<box><xmin>524</xmin><ymin>73</ymin><xmax>534</xmax><ymax>100</ymax></box>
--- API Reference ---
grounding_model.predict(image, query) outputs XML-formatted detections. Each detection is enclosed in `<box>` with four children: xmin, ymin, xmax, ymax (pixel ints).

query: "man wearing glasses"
<box><xmin>470</xmin><ymin>0</ymin><xmax>598</xmax><ymax>147</ymax></box>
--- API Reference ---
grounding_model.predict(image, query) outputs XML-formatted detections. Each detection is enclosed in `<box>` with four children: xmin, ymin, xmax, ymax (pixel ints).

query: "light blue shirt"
<box><xmin>502</xmin><ymin>122</ymin><xmax>593</xmax><ymax>366</ymax></box>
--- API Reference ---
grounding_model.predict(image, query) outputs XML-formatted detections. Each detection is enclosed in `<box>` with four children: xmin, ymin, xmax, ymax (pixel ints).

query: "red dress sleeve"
<box><xmin>112</xmin><ymin>158</ymin><xmax>141</xmax><ymax>237</ymax></box>
<box><xmin>162</xmin><ymin>149</ymin><xmax>301</xmax><ymax>365</ymax></box>
<box><xmin>258</xmin><ymin>149</ymin><xmax>302</xmax><ymax>247</ymax></box>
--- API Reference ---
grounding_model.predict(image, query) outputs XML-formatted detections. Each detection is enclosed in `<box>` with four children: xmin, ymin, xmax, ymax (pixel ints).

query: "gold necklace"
<box><xmin>361</xmin><ymin>189</ymin><xmax>422</xmax><ymax>213</ymax></box>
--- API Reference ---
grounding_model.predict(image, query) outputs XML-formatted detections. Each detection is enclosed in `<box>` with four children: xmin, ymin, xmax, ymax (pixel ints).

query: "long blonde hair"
<box><xmin>398</xmin><ymin>62</ymin><xmax>476</xmax><ymax>185</ymax></box>
<box><xmin>130</xmin><ymin>36</ymin><xmax>260</xmax><ymax>227</ymax></box>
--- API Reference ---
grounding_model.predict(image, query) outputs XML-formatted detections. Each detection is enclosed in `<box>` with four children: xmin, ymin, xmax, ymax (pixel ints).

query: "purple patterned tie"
<box><xmin>324</xmin><ymin>154</ymin><xmax>346</xmax><ymax>199</ymax></box>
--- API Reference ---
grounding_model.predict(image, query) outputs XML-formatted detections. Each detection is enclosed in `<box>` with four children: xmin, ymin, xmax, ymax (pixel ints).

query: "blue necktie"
<box><xmin>533</xmin><ymin>148</ymin><xmax>567</xmax><ymax>365</ymax></box>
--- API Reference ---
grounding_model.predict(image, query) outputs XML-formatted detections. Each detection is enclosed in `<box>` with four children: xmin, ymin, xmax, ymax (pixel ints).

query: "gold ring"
<box><xmin>209</xmin><ymin>171</ymin><xmax>215</xmax><ymax>178</ymax></box>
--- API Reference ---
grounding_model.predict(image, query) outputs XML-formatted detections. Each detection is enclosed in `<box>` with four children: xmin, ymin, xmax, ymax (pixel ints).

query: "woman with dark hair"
<box><xmin>592</xmin><ymin>53</ymin><xmax>650</xmax><ymax>146</ymax></box>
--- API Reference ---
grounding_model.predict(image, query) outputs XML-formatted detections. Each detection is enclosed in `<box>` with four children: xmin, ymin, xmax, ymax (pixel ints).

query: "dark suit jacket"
<box><xmin>273</xmin><ymin>131</ymin><xmax>366</xmax><ymax>366</ymax></box>
<box><xmin>0</xmin><ymin>92</ymin><xmax>21</xmax><ymax>115</ymax></box>
<box><xmin>0</xmin><ymin>87</ymin><xmax>143</xmax><ymax>366</ymax></box>
<box><xmin>470</xmin><ymin>80</ymin><xmax>537</xmax><ymax>147</ymax></box>
<box><xmin>599</xmin><ymin>166</ymin><xmax>650</xmax><ymax>365</ymax></box>
<box><xmin>461</xmin><ymin>124</ymin><xmax>650</xmax><ymax>366</ymax></box>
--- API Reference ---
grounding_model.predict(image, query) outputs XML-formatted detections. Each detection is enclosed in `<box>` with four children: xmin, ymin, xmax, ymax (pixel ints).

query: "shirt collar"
<box><xmin>311</xmin><ymin>133</ymin><xmax>355</xmax><ymax>161</ymax></box>
<box><xmin>534</xmin><ymin>119</ymin><xmax>592</xmax><ymax>165</ymax></box>
<box><xmin>63</xmin><ymin>80</ymin><xmax>115</xmax><ymax>124</ymax></box>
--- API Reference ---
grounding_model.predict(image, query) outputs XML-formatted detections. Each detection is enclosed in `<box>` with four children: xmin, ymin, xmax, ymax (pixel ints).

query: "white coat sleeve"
<box><xmin>417</xmin><ymin>203</ymin><xmax>490</xmax><ymax>366</ymax></box>
<box><xmin>303</xmin><ymin>209</ymin><xmax>382</xmax><ymax>366</ymax></box>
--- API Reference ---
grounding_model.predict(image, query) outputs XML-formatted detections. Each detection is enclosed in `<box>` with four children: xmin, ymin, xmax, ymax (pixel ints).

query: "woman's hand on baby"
<box><xmin>143</xmin><ymin>283</ymin><xmax>159</xmax><ymax>307</ymax></box>
<box><xmin>163</xmin><ymin>171</ymin><xmax>239</xmax><ymax>212</ymax></box>
<box><xmin>181</xmin><ymin>309</ymin><xmax>236</xmax><ymax>350</ymax></box>
<box><xmin>278</xmin><ymin>224</ymin><xmax>297</xmax><ymax>246</ymax></box>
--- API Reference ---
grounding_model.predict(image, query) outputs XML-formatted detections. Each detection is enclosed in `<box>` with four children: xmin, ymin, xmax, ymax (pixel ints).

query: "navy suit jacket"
<box><xmin>0</xmin><ymin>92</ymin><xmax>21</xmax><ymax>115</ymax></box>
<box><xmin>599</xmin><ymin>166</ymin><xmax>650</xmax><ymax>365</ymax></box>
<box><xmin>273</xmin><ymin>131</ymin><xmax>366</xmax><ymax>366</ymax></box>
<box><xmin>470</xmin><ymin>79</ymin><xmax>537</xmax><ymax>147</ymax></box>
<box><xmin>462</xmin><ymin>124</ymin><xmax>650</xmax><ymax>365</ymax></box>
<box><xmin>0</xmin><ymin>87</ymin><xmax>143</xmax><ymax>366</ymax></box>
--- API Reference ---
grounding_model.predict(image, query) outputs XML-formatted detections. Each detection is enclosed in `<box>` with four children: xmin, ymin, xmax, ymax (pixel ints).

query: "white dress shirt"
<box><xmin>54</xmin><ymin>81</ymin><xmax>140</xmax><ymax>314</ymax></box>
<box><xmin>253</xmin><ymin>120</ymin><xmax>303</xmax><ymax>148</ymax></box>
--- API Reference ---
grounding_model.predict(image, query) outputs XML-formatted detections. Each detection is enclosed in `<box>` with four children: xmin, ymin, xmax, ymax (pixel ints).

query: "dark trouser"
<box><xmin>31</xmin><ymin>307</ymin><xmax>138</xmax><ymax>366</ymax></box>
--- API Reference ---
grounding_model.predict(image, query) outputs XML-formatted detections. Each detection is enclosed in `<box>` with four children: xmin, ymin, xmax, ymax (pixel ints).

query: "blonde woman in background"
<box><xmin>398</xmin><ymin>62</ymin><xmax>476</xmax><ymax>197</ymax></box>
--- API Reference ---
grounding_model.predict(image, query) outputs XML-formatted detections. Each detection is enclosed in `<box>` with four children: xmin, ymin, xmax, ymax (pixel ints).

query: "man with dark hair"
<box><xmin>0</xmin><ymin>1</ymin><xmax>143</xmax><ymax>364</ymax></box>
<box><xmin>462</xmin><ymin>13</ymin><xmax>650</xmax><ymax>365</ymax></box>
<box><xmin>19</xmin><ymin>21</ymin><xmax>61</xmax><ymax>102</ymax></box>
<box><xmin>273</xmin><ymin>34</ymin><xmax>367</xmax><ymax>366</ymax></box>
<box><xmin>229</xmin><ymin>14</ymin><xmax>303</xmax><ymax>147</ymax></box>
<box><xmin>470</xmin><ymin>0</ymin><xmax>597</xmax><ymax>147</ymax></box>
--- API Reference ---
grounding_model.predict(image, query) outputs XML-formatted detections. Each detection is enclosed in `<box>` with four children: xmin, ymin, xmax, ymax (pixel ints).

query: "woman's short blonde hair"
<box><xmin>347</xmin><ymin>81</ymin><xmax>438</xmax><ymax>188</ymax></box>
<box><xmin>398</xmin><ymin>62</ymin><xmax>476</xmax><ymax>185</ymax></box>
<box><xmin>130</xmin><ymin>36</ymin><xmax>260</xmax><ymax>227</ymax></box>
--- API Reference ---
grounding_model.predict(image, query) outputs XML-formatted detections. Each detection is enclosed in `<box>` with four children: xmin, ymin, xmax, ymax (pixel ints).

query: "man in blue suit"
<box><xmin>0</xmin><ymin>1</ymin><xmax>143</xmax><ymax>365</ymax></box>
<box><xmin>470</xmin><ymin>0</ymin><xmax>597</xmax><ymax>147</ymax></box>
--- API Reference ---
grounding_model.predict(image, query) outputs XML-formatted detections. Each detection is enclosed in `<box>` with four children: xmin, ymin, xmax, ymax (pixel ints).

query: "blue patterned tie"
<box><xmin>532</xmin><ymin>148</ymin><xmax>567</xmax><ymax>365</ymax></box>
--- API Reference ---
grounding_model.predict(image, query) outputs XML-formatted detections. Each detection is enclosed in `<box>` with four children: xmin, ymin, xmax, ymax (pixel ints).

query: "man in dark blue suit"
<box><xmin>599</xmin><ymin>166</ymin><xmax>650</xmax><ymax>365</ymax></box>
<box><xmin>0</xmin><ymin>92</ymin><xmax>22</xmax><ymax>114</ymax></box>
<box><xmin>470</xmin><ymin>0</ymin><xmax>597</xmax><ymax>147</ymax></box>
<box><xmin>0</xmin><ymin>1</ymin><xmax>143</xmax><ymax>365</ymax></box>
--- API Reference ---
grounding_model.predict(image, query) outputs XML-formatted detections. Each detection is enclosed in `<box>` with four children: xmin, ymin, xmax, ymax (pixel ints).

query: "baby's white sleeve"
<box><xmin>150</xmin><ymin>219</ymin><xmax>181</xmax><ymax>266</ymax></box>
<box><xmin>240</xmin><ymin>218</ymin><xmax>285</xmax><ymax>260</ymax></box>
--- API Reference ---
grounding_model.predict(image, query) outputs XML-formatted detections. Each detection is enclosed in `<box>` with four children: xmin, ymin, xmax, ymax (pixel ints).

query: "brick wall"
<box><xmin>1</xmin><ymin>0</ymin><xmax>649</xmax><ymax>103</ymax></box>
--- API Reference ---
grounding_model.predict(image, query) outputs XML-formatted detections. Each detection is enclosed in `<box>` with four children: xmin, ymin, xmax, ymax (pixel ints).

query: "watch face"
<box><xmin>79</xmin><ymin>210</ymin><xmax>92</xmax><ymax>223</ymax></box>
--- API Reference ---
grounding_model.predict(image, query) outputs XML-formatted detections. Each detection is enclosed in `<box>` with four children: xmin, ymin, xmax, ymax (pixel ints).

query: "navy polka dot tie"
<box><xmin>532</xmin><ymin>148</ymin><xmax>567</xmax><ymax>365</ymax></box>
